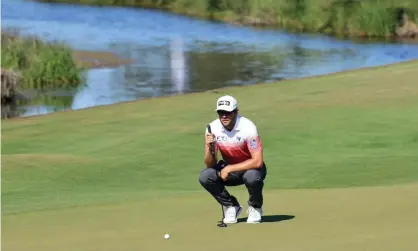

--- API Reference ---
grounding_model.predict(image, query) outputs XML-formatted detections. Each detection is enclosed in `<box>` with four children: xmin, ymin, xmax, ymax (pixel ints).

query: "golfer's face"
<box><xmin>217</xmin><ymin>110</ymin><xmax>235</xmax><ymax>126</ymax></box>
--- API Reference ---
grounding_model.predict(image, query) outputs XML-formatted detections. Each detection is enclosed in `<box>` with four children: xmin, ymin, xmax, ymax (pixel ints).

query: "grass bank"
<box><xmin>2</xmin><ymin>61</ymin><xmax>418</xmax><ymax>251</ymax></box>
<box><xmin>2</xmin><ymin>59</ymin><xmax>418</xmax><ymax>214</ymax></box>
<box><xmin>1</xmin><ymin>30</ymin><xmax>84</xmax><ymax>90</ymax></box>
<box><xmin>38</xmin><ymin>0</ymin><xmax>418</xmax><ymax>38</ymax></box>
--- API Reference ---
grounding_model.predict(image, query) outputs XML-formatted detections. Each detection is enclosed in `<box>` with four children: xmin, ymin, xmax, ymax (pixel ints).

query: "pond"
<box><xmin>2</xmin><ymin>0</ymin><xmax>418</xmax><ymax>118</ymax></box>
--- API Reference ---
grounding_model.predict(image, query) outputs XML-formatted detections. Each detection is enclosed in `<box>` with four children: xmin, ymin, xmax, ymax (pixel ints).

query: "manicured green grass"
<box><xmin>2</xmin><ymin>60</ymin><xmax>418</xmax><ymax>216</ymax></box>
<box><xmin>2</xmin><ymin>184</ymin><xmax>418</xmax><ymax>251</ymax></box>
<box><xmin>37</xmin><ymin>0</ymin><xmax>418</xmax><ymax>37</ymax></box>
<box><xmin>2</xmin><ymin>61</ymin><xmax>418</xmax><ymax>251</ymax></box>
<box><xmin>1</xmin><ymin>30</ymin><xmax>83</xmax><ymax>90</ymax></box>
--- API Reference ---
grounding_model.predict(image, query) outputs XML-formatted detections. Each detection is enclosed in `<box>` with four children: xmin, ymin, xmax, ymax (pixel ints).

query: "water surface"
<box><xmin>2</xmin><ymin>0</ymin><xmax>418</xmax><ymax>118</ymax></box>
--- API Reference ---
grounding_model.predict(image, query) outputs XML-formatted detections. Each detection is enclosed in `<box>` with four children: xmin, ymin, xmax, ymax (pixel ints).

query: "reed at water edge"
<box><xmin>37</xmin><ymin>0</ymin><xmax>418</xmax><ymax>38</ymax></box>
<box><xmin>1</xmin><ymin>29</ymin><xmax>83</xmax><ymax>93</ymax></box>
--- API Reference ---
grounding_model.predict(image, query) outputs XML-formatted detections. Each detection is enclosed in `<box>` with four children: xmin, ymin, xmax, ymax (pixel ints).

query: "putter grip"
<box><xmin>207</xmin><ymin>125</ymin><xmax>216</xmax><ymax>156</ymax></box>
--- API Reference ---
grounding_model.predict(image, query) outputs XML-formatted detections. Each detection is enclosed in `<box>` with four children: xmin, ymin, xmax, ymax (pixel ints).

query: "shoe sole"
<box><xmin>246</xmin><ymin>220</ymin><xmax>261</xmax><ymax>224</ymax></box>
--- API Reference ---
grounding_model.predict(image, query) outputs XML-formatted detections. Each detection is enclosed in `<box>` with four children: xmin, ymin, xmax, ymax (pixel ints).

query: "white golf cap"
<box><xmin>215</xmin><ymin>95</ymin><xmax>238</xmax><ymax>112</ymax></box>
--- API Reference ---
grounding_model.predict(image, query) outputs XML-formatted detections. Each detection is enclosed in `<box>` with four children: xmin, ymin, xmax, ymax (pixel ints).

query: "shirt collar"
<box><xmin>221</xmin><ymin>115</ymin><xmax>241</xmax><ymax>132</ymax></box>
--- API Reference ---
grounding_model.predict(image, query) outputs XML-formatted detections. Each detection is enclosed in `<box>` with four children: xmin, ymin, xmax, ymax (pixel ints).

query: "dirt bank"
<box><xmin>73</xmin><ymin>50</ymin><xmax>132</xmax><ymax>69</ymax></box>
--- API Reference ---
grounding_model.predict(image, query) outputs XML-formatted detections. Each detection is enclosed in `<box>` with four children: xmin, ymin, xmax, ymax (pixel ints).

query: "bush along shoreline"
<box><xmin>1</xmin><ymin>28</ymin><xmax>134</xmax><ymax>119</ymax></box>
<box><xmin>36</xmin><ymin>0</ymin><xmax>418</xmax><ymax>39</ymax></box>
<box><xmin>1</xmin><ymin>30</ymin><xmax>84</xmax><ymax>92</ymax></box>
<box><xmin>1</xmin><ymin>30</ymin><xmax>85</xmax><ymax>119</ymax></box>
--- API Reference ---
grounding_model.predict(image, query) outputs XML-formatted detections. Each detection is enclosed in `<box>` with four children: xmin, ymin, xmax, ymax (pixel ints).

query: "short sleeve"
<box><xmin>246</xmin><ymin>122</ymin><xmax>258</xmax><ymax>138</ymax></box>
<box><xmin>245</xmin><ymin>123</ymin><xmax>262</xmax><ymax>152</ymax></box>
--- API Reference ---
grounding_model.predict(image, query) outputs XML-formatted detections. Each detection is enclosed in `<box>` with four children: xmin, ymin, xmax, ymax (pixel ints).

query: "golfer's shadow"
<box><xmin>237</xmin><ymin>214</ymin><xmax>295</xmax><ymax>223</ymax></box>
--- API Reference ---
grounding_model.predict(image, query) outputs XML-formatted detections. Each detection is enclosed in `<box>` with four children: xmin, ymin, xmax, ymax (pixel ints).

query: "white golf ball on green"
<box><xmin>164</xmin><ymin>234</ymin><xmax>170</xmax><ymax>239</ymax></box>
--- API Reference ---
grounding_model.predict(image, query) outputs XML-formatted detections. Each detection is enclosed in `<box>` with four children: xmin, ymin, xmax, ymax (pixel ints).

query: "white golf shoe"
<box><xmin>222</xmin><ymin>205</ymin><xmax>242</xmax><ymax>224</ymax></box>
<box><xmin>246</xmin><ymin>206</ymin><xmax>262</xmax><ymax>223</ymax></box>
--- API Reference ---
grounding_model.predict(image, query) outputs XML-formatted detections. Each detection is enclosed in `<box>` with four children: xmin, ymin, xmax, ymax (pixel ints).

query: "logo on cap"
<box><xmin>217</xmin><ymin>100</ymin><xmax>231</xmax><ymax>106</ymax></box>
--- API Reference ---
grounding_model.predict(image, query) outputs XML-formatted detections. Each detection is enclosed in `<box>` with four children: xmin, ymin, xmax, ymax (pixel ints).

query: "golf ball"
<box><xmin>164</xmin><ymin>234</ymin><xmax>170</xmax><ymax>239</ymax></box>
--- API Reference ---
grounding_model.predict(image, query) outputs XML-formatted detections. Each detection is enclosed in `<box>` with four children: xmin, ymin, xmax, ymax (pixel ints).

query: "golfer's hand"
<box><xmin>205</xmin><ymin>133</ymin><xmax>215</xmax><ymax>146</ymax></box>
<box><xmin>219</xmin><ymin>168</ymin><xmax>230</xmax><ymax>181</ymax></box>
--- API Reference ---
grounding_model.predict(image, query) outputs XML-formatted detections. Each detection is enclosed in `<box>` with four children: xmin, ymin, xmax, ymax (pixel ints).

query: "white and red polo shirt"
<box><xmin>206</xmin><ymin>115</ymin><xmax>263</xmax><ymax>165</ymax></box>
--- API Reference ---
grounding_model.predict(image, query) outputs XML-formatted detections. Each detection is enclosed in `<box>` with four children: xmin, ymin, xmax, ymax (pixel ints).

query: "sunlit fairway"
<box><xmin>2</xmin><ymin>60</ymin><xmax>418</xmax><ymax>251</ymax></box>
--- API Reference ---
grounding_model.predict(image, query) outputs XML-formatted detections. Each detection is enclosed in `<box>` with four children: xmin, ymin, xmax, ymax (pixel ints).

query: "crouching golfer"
<box><xmin>199</xmin><ymin>95</ymin><xmax>267</xmax><ymax>224</ymax></box>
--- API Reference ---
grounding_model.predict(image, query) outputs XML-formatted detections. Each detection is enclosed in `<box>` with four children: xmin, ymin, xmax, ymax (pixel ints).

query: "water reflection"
<box><xmin>5</xmin><ymin>39</ymin><xmax>416</xmax><ymax>119</ymax></box>
<box><xmin>170</xmin><ymin>36</ymin><xmax>188</xmax><ymax>94</ymax></box>
<box><xmin>2</xmin><ymin>0</ymin><xmax>418</xmax><ymax>118</ymax></box>
<box><xmin>3</xmin><ymin>93</ymin><xmax>75</xmax><ymax>118</ymax></box>
<box><xmin>71</xmin><ymin>67</ymin><xmax>130</xmax><ymax>110</ymax></box>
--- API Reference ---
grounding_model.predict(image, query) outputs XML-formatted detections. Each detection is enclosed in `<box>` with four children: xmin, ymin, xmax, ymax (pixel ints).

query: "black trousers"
<box><xmin>198</xmin><ymin>160</ymin><xmax>267</xmax><ymax>208</ymax></box>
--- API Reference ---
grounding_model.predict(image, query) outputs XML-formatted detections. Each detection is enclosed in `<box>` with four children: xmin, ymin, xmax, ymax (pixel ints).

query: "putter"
<box><xmin>207</xmin><ymin>125</ymin><xmax>228</xmax><ymax>228</ymax></box>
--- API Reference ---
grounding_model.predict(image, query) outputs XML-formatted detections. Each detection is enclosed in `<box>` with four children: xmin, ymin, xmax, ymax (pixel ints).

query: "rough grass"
<box><xmin>37</xmin><ymin>0</ymin><xmax>418</xmax><ymax>37</ymax></box>
<box><xmin>1</xmin><ymin>29</ymin><xmax>83</xmax><ymax>90</ymax></box>
<box><xmin>2</xmin><ymin>61</ymin><xmax>418</xmax><ymax>250</ymax></box>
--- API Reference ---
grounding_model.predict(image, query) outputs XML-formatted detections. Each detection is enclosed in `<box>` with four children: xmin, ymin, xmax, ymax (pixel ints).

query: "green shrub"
<box><xmin>1</xmin><ymin>29</ymin><xmax>83</xmax><ymax>90</ymax></box>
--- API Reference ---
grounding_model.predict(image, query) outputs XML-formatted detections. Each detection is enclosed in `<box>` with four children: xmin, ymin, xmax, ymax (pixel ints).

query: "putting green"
<box><xmin>2</xmin><ymin>60</ymin><xmax>418</xmax><ymax>250</ymax></box>
<box><xmin>2</xmin><ymin>184</ymin><xmax>418</xmax><ymax>251</ymax></box>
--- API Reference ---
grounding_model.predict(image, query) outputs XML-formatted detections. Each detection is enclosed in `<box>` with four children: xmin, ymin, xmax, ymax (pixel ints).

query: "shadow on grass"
<box><xmin>238</xmin><ymin>214</ymin><xmax>295</xmax><ymax>223</ymax></box>
<box><xmin>217</xmin><ymin>214</ymin><xmax>295</xmax><ymax>225</ymax></box>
